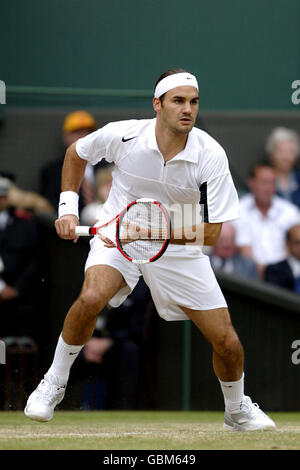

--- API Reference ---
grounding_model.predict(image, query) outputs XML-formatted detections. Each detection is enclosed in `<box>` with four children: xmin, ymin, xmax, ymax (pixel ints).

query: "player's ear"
<box><xmin>153</xmin><ymin>97</ymin><xmax>161</xmax><ymax>113</ymax></box>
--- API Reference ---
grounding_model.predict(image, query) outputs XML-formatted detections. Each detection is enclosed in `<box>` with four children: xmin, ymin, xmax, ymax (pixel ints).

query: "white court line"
<box><xmin>0</xmin><ymin>427</ymin><xmax>299</xmax><ymax>440</ymax></box>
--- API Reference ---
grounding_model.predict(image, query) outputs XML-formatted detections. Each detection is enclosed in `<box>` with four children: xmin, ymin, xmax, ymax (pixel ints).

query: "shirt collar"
<box><xmin>147</xmin><ymin>118</ymin><xmax>159</xmax><ymax>151</ymax></box>
<box><xmin>146</xmin><ymin>118</ymin><xmax>198</xmax><ymax>163</ymax></box>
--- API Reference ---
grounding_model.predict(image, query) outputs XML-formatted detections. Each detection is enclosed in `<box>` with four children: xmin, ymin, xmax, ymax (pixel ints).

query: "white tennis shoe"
<box><xmin>223</xmin><ymin>396</ymin><xmax>276</xmax><ymax>431</ymax></box>
<box><xmin>24</xmin><ymin>372</ymin><xmax>66</xmax><ymax>422</ymax></box>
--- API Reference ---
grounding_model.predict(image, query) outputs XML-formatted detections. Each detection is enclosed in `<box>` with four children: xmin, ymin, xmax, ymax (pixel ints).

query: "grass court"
<box><xmin>0</xmin><ymin>410</ymin><xmax>299</xmax><ymax>450</ymax></box>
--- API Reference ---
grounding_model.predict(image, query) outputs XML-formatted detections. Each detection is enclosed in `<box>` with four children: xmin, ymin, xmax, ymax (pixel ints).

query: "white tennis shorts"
<box><xmin>85</xmin><ymin>237</ymin><xmax>227</xmax><ymax>321</ymax></box>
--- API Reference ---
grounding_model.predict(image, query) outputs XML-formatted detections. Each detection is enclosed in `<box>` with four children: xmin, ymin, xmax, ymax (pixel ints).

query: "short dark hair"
<box><xmin>248</xmin><ymin>163</ymin><xmax>275</xmax><ymax>179</ymax></box>
<box><xmin>154</xmin><ymin>68</ymin><xmax>188</xmax><ymax>103</ymax></box>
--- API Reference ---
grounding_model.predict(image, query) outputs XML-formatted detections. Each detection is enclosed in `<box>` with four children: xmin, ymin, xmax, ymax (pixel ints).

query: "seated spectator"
<box><xmin>0</xmin><ymin>176</ymin><xmax>40</xmax><ymax>338</ymax></box>
<box><xmin>233</xmin><ymin>164</ymin><xmax>300</xmax><ymax>279</ymax></box>
<box><xmin>265</xmin><ymin>224</ymin><xmax>300</xmax><ymax>294</ymax></box>
<box><xmin>8</xmin><ymin>182</ymin><xmax>54</xmax><ymax>215</ymax></box>
<box><xmin>80</xmin><ymin>165</ymin><xmax>114</xmax><ymax>226</ymax></box>
<box><xmin>0</xmin><ymin>171</ymin><xmax>53</xmax><ymax>215</ymax></box>
<box><xmin>69</xmin><ymin>278</ymin><xmax>151</xmax><ymax>410</ymax></box>
<box><xmin>40</xmin><ymin>110</ymin><xmax>106</xmax><ymax>215</ymax></box>
<box><xmin>210</xmin><ymin>223</ymin><xmax>258</xmax><ymax>280</ymax></box>
<box><xmin>266</xmin><ymin>127</ymin><xmax>300</xmax><ymax>208</ymax></box>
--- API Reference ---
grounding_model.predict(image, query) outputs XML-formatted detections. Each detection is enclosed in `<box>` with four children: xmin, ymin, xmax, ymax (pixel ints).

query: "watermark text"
<box><xmin>0</xmin><ymin>340</ymin><xmax>6</xmax><ymax>364</ymax></box>
<box><xmin>0</xmin><ymin>80</ymin><xmax>6</xmax><ymax>104</ymax></box>
<box><xmin>291</xmin><ymin>80</ymin><xmax>300</xmax><ymax>105</ymax></box>
<box><xmin>291</xmin><ymin>339</ymin><xmax>300</xmax><ymax>365</ymax></box>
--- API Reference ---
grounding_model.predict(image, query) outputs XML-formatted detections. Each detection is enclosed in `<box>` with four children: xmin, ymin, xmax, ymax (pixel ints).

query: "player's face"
<box><xmin>154</xmin><ymin>86</ymin><xmax>199</xmax><ymax>134</ymax></box>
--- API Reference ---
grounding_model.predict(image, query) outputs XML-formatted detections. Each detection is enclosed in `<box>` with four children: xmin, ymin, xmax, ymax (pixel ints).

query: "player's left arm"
<box><xmin>185</xmin><ymin>145</ymin><xmax>239</xmax><ymax>247</ymax></box>
<box><xmin>170</xmin><ymin>222</ymin><xmax>222</xmax><ymax>246</ymax></box>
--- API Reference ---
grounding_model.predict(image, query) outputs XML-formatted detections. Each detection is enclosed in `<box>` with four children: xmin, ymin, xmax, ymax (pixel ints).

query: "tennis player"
<box><xmin>25</xmin><ymin>69</ymin><xmax>275</xmax><ymax>431</ymax></box>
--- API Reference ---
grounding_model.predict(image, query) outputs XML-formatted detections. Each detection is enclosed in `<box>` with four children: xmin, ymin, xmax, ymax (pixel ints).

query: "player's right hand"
<box><xmin>55</xmin><ymin>214</ymin><xmax>79</xmax><ymax>243</ymax></box>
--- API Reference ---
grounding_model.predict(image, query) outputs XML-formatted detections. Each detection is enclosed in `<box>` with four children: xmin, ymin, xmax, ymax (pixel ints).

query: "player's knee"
<box><xmin>213</xmin><ymin>330</ymin><xmax>241</xmax><ymax>360</ymax></box>
<box><xmin>78</xmin><ymin>288</ymin><xmax>105</xmax><ymax>316</ymax></box>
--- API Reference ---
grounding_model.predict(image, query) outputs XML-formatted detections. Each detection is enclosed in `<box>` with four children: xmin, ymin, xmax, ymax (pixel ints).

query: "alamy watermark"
<box><xmin>291</xmin><ymin>339</ymin><xmax>300</xmax><ymax>365</ymax></box>
<box><xmin>0</xmin><ymin>340</ymin><xmax>5</xmax><ymax>364</ymax></box>
<box><xmin>97</xmin><ymin>201</ymin><xmax>206</xmax><ymax>246</ymax></box>
<box><xmin>0</xmin><ymin>80</ymin><xmax>6</xmax><ymax>104</ymax></box>
<box><xmin>291</xmin><ymin>80</ymin><xmax>300</xmax><ymax>105</ymax></box>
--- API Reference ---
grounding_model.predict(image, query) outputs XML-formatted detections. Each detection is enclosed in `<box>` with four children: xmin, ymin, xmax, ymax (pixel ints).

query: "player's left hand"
<box><xmin>119</xmin><ymin>221</ymin><xmax>147</xmax><ymax>245</ymax></box>
<box><xmin>98</xmin><ymin>232</ymin><xmax>116</xmax><ymax>248</ymax></box>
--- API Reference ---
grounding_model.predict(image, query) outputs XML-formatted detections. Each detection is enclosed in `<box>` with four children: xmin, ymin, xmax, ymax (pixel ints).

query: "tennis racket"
<box><xmin>75</xmin><ymin>198</ymin><xmax>171</xmax><ymax>264</ymax></box>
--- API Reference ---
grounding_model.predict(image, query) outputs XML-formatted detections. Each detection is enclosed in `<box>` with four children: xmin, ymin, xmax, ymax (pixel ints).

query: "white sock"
<box><xmin>46</xmin><ymin>334</ymin><xmax>84</xmax><ymax>386</ymax></box>
<box><xmin>219</xmin><ymin>372</ymin><xmax>245</xmax><ymax>412</ymax></box>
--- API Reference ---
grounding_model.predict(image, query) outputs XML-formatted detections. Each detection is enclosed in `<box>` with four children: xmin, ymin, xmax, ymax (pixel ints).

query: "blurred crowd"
<box><xmin>1</xmin><ymin>111</ymin><xmax>300</xmax><ymax>409</ymax></box>
<box><xmin>210</xmin><ymin>126</ymin><xmax>300</xmax><ymax>292</ymax></box>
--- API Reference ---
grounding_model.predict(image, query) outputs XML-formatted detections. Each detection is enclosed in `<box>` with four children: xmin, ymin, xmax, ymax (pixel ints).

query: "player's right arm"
<box><xmin>55</xmin><ymin>142</ymin><xmax>87</xmax><ymax>242</ymax></box>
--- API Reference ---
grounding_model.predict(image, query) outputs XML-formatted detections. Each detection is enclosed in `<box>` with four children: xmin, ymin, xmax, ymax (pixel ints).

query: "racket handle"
<box><xmin>75</xmin><ymin>226</ymin><xmax>92</xmax><ymax>236</ymax></box>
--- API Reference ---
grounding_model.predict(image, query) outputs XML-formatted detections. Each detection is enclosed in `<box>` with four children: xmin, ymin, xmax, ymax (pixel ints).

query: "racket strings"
<box><xmin>118</xmin><ymin>201</ymin><xmax>169</xmax><ymax>261</ymax></box>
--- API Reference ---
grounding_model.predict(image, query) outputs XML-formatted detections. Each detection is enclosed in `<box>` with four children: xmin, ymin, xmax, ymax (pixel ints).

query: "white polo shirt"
<box><xmin>76</xmin><ymin>118</ymin><xmax>239</xmax><ymax>253</ymax></box>
<box><xmin>234</xmin><ymin>193</ymin><xmax>300</xmax><ymax>265</ymax></box>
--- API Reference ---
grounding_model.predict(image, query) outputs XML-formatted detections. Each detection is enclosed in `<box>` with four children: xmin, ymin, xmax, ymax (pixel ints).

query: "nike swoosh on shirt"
<box><xmin>122</xmin><ymin>136</ymin><xmax>137</xmax><ymax>142</ymax></box>
<box><xmin>59</xmin><ymin>202</ymin><xmax>66</xmax><ymax>206</ymax></box>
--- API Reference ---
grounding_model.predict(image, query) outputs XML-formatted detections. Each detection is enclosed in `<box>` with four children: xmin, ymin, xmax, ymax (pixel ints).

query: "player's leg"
<box><xmin>62</xmin><ymin>264</ymin><xmax>127</xmax><ymax>345</ymax></box>
<box><xmin>24</xmin><ymin>265</ymin><xmax>126</xmax><ymax>422</ymax></box>
<box><xmin>180</xmin><ymin>306</ymin><xmax>243</xmax><ymax>382</ymax></box>
<box><xmin>181</xmin><ymin>305</ymin><xmax>275</xmax><ymax>431</ymax></box>
<box><xmin>46</xmin><ymin>264</ymin><xmax>126</xmax><ymax>384</ymax></box>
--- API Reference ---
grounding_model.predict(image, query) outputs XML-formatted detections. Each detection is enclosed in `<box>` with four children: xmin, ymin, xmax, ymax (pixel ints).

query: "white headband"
<box><xmin>154</xmin><ymin>72</ymin><xmax>199</xmax><ymax>98</ymax></box>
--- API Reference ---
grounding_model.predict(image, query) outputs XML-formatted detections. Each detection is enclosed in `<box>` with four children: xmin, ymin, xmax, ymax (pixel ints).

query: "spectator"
<box><xmin>80</xmin><ymin>165</ymin><xmax>114</xmax><ymax>226</ymax></box>
<box><xmin>8</xmin><ymin>182</ymin><xmax>54</xmax><ymax>215</ymax></box>
<box><xmin>266</xmin><ymin>127</ymin><xmax>300</xmax><ymax>208</ymax></box>
<box><xmin>69</xmin><ymin>278</ymin><xmax>151</xmax><ymax>410</ymax></box>
<box><xmin>40</xmin><ymin>110</ymin><xmax>104</xmax><ymax>214</ymax></box>
<box><xmin>233</xmin><ymin>164</ymin><xmax>300</xmax><ymax>278</ymax></box>
<box><xmin>210</xmin><ymin>223</ymin><xmax>258</xmax><ymax>280</ymax></box>
<box><xmin>0</xmin><ymin>171</ymin><xmax>53</xmax><ymax>215</ymax></box>
<box><xmin>0</xmin><ymin>176</ymin><xmax>40</xmax><ymax>338</ymax></box>
<box><xmin>265</xmin><ymin>224</ymin><xmax>300</xmax><ymax>294</ymax></box>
